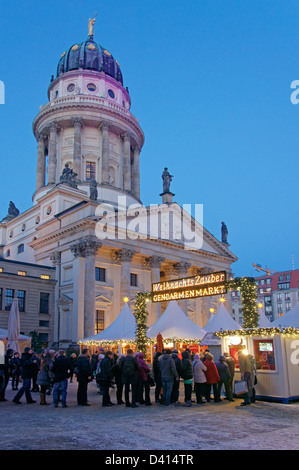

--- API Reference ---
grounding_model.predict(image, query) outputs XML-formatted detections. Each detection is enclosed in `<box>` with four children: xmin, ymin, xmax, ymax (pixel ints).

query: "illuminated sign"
<box><xmin>152</xmin><ymin>271</ymin><xmax>227</xmax><ymax>303</ymax></box>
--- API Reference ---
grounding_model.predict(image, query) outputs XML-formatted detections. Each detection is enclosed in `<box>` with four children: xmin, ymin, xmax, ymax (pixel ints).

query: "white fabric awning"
<box><xmin>78</xmin><ymin>303</ymin><xmax>137</xmax><ymax>344</ymax></box>
<box><xmin>203</xmin><ymin>303</ymin><xmax>242</xmax><ymax>332</ymax></box>
<box><xmin>271</xmin><ymin>302</ymin><xmax>299</xmax><ymax>327</ymax></box>
<box><xmin>147</xmin><ymin>301</ymin><xmax>206</xmax><ymax>342</ymax></box>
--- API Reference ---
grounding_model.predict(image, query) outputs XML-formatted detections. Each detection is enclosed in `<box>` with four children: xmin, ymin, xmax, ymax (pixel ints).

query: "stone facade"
<box><xmin>0</xmin><ymin>28</ymin><xmax>238</xmax><ymax>347</ymax></box>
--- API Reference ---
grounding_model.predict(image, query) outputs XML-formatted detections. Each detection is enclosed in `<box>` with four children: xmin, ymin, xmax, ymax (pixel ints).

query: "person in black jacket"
<box><xmin>13</xmin><ymin>348</ymin><xmax>37</xmax><ymax>404</ymax></box>
<box><xmin>181</xmin><ymin>351</ymin><xmax>194</xmax><ymax>407</ymax></box>
<box><xmin>11</xmin><ymin>352</ymin><xmax>21</xmax><ymax>391</ymax></box>
<box><xmin>170</xmin><ymin>350</ymin><xmax>182</xmax><ymax>405</ymax></box>
<box><xmin>52</xmin><ymin>350</ymin><xmax>71</xmax><ymax>408</ymax></box>
<box><xmin>216</xmin><ymin>355</ymin><xmax>234</xmax><ymax>402</ymax></box>
<box><xmin>153</xmin><ymin>352</ymin><xmax>163</xmax><ymax>403</ymax></box>
<box><xmin>76</xmin><ymin>349</ymin><xmax>93</xmax><ymax>406</ymax></box>
<box><xmin>97</xmin><ymin>351</ymin><xmax>114</xmax><ymax>407</ymax></box>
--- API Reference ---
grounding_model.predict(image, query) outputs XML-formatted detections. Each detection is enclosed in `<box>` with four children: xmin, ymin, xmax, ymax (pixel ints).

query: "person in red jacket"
<box><xmin>204</xmin><ymin>353</ymin><xmax>221</xmax><ymax>402</ymax></box>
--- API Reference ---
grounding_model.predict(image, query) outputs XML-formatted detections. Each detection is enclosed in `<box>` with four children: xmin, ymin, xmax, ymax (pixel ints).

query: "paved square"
<box><xmin>1</xmin><ymin>380</ymin><xmax>299</xmax><ymax>450</ymax></box>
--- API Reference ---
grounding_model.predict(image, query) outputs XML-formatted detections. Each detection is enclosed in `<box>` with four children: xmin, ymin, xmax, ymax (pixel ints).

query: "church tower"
<box><xmin>32</xmin><ymin>17</ymin><xmax>144</xmax><ymax>209</ymax></box>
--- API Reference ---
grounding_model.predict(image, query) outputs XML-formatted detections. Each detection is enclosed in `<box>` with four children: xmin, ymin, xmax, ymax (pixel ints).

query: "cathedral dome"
<box><xmin>56</xmin><ymin>37</ymin><xmax>123</xmax><ymax>85</ymax></box>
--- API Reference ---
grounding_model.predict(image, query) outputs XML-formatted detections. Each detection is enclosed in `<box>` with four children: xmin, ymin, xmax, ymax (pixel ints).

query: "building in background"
<box><xmin>231</xmin><ymin>269</ymin><xmax>299</xmax><ymax>325</ymax></box>
<box><xmin>0</xmin><ymin>20</ymin><xmax>238</xmax><ymax>347</ymax></box>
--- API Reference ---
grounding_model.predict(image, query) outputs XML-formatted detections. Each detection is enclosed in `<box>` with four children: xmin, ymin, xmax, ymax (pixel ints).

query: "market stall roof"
<box><xmin>258</xmin><ymin>309</ymin><xmax>272</xmax><ymax>327</ymax></box>
<box><xmin>203</xmin><ymin>303</ymin><xmax>242</xmax><ymax>333</ymax></box>
<box><xmin>147</xmin><ymin>301</ymin><xmax>206</xmax><ymax>342</ymax></box>
<box><xmin>271</xmin><ymin>302</ymin><xmax>299</xmax><ymax>328</ymax></box>
<box><xmin>0</xmin><ymin>329</ymin><xmax>31</xmax><ymax>340</ymax></box>
<box><xmin>78</xmin><ymin>303</ymin><xmax>137</xmax><ymax>345</ymax></box>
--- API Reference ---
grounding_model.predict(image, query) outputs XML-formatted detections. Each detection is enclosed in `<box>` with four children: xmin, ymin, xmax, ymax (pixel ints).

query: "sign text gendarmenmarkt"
<box><xmin>152</xmin><ymin>271</ymin><xmax>227</xmax><ymax>303</ymax></box>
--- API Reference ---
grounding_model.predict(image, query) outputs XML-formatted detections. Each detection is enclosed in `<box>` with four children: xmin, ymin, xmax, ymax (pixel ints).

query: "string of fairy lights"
<box><xmin>78</xmin><ymin>277</ymin><xmax>299</xmax><ymax>351</ymax></box>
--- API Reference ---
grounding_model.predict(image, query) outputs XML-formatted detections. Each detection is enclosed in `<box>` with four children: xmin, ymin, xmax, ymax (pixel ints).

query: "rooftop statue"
<box><xmin>89</xmin><ymin>177</ymin><xmax>98</xmax><ymax>201</ymax></box>
<box><xmin>8</xmin><ymin>201</ymin><xmax>20</xmax><ymax>217</ymax></box>
<box><xmin>221</xmin><ymin>221</ymin><xmax>228</xmax><ymax>244</ymax></box>
<box><xmin>59</xmin><ymin>164</ymin><xmax>78</xmax><ymax>189</ymax></box>
<box><xmin>88</xmin><ymin>13</ymin><xmax>97</xmax><ymax>37</ymax></box>
<box><xmin>162</xmin><ymin>167</ymin><xmax>173</xmax><ymax>193</ymax></box>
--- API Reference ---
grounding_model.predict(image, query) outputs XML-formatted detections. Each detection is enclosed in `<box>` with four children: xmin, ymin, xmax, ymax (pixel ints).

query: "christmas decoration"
<box><xmin>227</xmin><ymin>276</ymin><xmax>259</xmax><ymax>328</ymax></box>
<box><xmin>133</xmin><ymin>292</ymin><xmax>152</xmax><ymax>357</ymax></box>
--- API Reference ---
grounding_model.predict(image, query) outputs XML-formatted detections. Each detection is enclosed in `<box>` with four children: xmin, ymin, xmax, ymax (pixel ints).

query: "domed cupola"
<box><xmin>57</xmin><ymin>38</ymin><xmax>123</xmax><ymax>85</ymax></box>
<box><xmin>32</xmin><ymin>16</ymin><xmax>144</xmax><ymax>211</ymax></box>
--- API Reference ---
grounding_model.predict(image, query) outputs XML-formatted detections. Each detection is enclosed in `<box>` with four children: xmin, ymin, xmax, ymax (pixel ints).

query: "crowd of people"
<box><xmin>0</xmin><ymin>345</ymin><xmax>257</xmax><ymax>408</ymax></box>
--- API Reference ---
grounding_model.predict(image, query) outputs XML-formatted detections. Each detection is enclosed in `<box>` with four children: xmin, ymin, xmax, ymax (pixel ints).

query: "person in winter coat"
<box><xmin>76</xmin><ymin>349</ymin><xmax>93</xmax><ymax>406</ymax></box>
<box><xmin>31</xmin><ymin>352</ymin><xmax>41</xmax><ymax>392</ymax></box>
<box><xmin>136</xmin><ymin>352</ymin><xmax>152</xmax><ymax>406</ymax></box>
<box><xmin>13</xmin><ymin>348</ymin><xmax>37</xmax><ymax>404</ymax></box>
<box><xmin>170</xmin><ymin>350</ymin><xmax>182</xmax><ymax>405</ymax></box>
<box><xmin>204</xmin><ymin>353</ymin><xmax>220</xmax><ymax>402</ymax></box>
<box><xmin>111</xmin><ymin>354</ymin><xmax>125</xmax><ymax>404</ymax></box>
<box><xmin>192</xmin><ymin>354</ymin><xmax>207</xmax><ymax>404</ymax></box>
<box><xmin>153</xmin><ymin>352</ymin><xmax>163</xmax><ymax>403</ymax></box>
<box><xmin>36</xmin><ymin>351</ymin><xmax>53</xmax><ymax>405</ymax></box>
<box><xmin>181</xmin><ymin>351</ymin><xmax>194</xmax><ymax>407</ymax></box>
<box><xmin>52</xmin><ymin>350</ymin><xmax>72</xmax><ymax>408</ymax></box>
<box><xmin>11</xmin><ymin>352</ymin><xmax>21</xmax><ymax>391</ymax></box>
<box><xmin>0</xmin><ymin>348</ymin><xmax>14</xmax><ymax>401</ymax></box>
<box><xmin>118</xmin><ymin>349</ymin><xmax>140</xmax><ymax>407</ymax></box>
<box><xmin>223</xmin><ymin>352</ymin><xmax>235</xmax><ymax>396</ymax></box>
<box><xmin>158</xmin><ymin>349</ymin><xmax>179</xmax><ymax>406</ymax></box>
<box><xmin>216</xmin><ymin>355</ymin><xmax>234</xmax><ymax>402</ymax></box>
<box><xmin>238</xmin><ymin>350</ymin><xmax>256</xmax><ymax>406</ymax></box>
<box><xmin>97</xmin><ymin>351</ymin><xmax>114</xmax><ymax>407</ymax></box>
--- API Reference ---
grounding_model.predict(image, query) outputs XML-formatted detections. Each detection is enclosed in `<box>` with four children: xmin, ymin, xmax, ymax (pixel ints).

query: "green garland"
<box><xmin>227</xmin><ymin>277</ymin><xmax>259</xmax><ymax>328</ymax></box>
<box><xmin>134</xmin><ymin>292</ymin><xmax>152</xmax><ymax>358</ymax></box>
<box><xmin>215</xmin><ymin>327</ymin><xmax>299</xmax><ymax>337</ymax></box>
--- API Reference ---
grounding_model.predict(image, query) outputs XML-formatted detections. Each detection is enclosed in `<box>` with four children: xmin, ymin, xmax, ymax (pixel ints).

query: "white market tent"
<box><xmin>78</xmin><ymin>302</ymin><xmax>137</xmax><ymax>345</ymax></box>
<box><xmin>0</xmin><ymin>329</ymin><xmax>31</xmax><ymax>341</ymax></box>
<box><xmin>203</xmin><ymin>303</ymin><xmax>242</xmax><ymax>333</ymax></box>
<box><xmin>147</xmin><ymin>301</ymin><xmax>206</xmax><ymax>342</ymax></box>
<box><xmin>271</xmin><ymin>302</ymin><xmax>299</xmax><ymax>328</ymax></box>
<box><xmin>258</xmin><ymin>309</ymin><xmax>272</xmax><ymax>328</ymax></box>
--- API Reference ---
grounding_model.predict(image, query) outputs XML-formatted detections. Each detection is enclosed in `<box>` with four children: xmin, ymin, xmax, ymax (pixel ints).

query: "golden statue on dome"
<box><xmin>88</xmin><ymin>12</ymin><xmax>97</xmax><ymax>37</ymax></box>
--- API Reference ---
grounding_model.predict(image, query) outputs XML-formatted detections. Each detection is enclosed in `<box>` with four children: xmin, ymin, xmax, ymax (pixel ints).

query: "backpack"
<box><xmin>123</xmin><ymin>357</ymin><xmax>135</xmax><ymax>377</ymax></box>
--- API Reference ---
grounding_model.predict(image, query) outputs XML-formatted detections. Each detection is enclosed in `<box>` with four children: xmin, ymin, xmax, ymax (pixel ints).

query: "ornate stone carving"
<box><xmin>58</xmin><ymin>163</ymin><xmax>78</xmax><ymax>188</ymax></box>
<box><xmin>89</xmin><ymin>177</ymin><xmax>98</xmax><ymax>201</ymax></box>
<box><xmin>173</xmin><ymin>262</ymin><xmax>191</xmax><ymax>275</ymax></box>
<box><xmin>70</xmin><ymin>238</ymin><xmax>101</xmax><ymax>258</ymax></box>
<box><xmin>112</xmin><ymin>249</ymin><xmax>135</xmax><ymax>262</ymax></box>
<box><xmin>144</xmin><ymin>255</ymin><xmax>165</xmax><ymax>269</ymax></box>
<box><xmin>50</xmin><ymin>251</ymin><xmax>61</xmax><ymax>266</ymax></box>
<box><xmin>99</xmin><ymin>121</ymin><xmax>110</xmax><ymax>132</ymax></box>
<box><xmin>71</xmin><ymin>117</ymin><xmax>83</xmax><ymax>129</ymax></box>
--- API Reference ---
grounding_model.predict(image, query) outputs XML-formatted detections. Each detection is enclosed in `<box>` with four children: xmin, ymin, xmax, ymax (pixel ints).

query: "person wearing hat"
<box><xmin>13</xmin><ymin>348</ymin><xmax>37</xmax><ymax>404</ymax></box>
<box><xmin>216</xmin><ymin>355</ymin><xmax>234</xmax><ymax>402</ymax></box>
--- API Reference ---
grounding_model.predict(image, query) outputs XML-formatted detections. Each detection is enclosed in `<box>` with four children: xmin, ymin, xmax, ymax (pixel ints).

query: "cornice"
<box><xmin>32</xmin><ymin>99</ymin><xmax>144</xmax><ymax>147</ymax></box>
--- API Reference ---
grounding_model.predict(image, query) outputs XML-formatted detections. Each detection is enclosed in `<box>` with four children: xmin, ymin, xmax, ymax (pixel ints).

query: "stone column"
<box><xmin>50</xmin><ymin>251</ymin><xmax>61</xmax><ymax>343</ymax></box>
<box><xmin>122</xmin><ymin>132</ymin><xmax>132</xmax><ymax>191</ymax></box>
<box><xmin>100</xmin><ymin>122</ymin><xmax>110</xmax><ymax>184</ymax></box>
<box><xmin>72</xmin><ymin>117</ymin><xmax>83</xmax><ymax>181</ymax></box>
<box><xmin>71</xmin><ymin>238</ymin><xmax>102</xmax><ymax>338</ymax></box>
<box><xmin>36</xmin><ymin>133</ymin><xmax>47</xmax><ymax>190</ymax></box>
<box><xmin>132</xmin><ymin>144</ymin><xmax>140</xmax><ymax>199</ymax></box>
<box><xmin>113</xmin><ymin>249</ymin><xmax>135</xmax><ymax>302</ymax></box>
<box><xmin>47</xmin><ymin>122</ymin><xmax>59</xmax><ymax>185</ymax></box>
<box><xmin>144</xmin><ymin>256</ymin><xmax>165</xmax><ymax>323</ymax></box>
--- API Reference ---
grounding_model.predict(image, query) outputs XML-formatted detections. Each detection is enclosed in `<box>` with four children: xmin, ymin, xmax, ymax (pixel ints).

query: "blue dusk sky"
<box><xmin>0</xmin><ymin>0</ymin><xmax>298</xmax><ymax>277</ymax></box>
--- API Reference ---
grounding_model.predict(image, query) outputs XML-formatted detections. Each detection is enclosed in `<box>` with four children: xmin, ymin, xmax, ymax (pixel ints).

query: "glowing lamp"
<box><xmin>229</xmin><ymin>335</ymin><xmax>242</xmax><ymax>346</ymax></box>
<box><xmin>258</xmin><ymin>303</ymin><xmax>263</xmax><ymax>309</ymax></box>
<box><xmin>210</xmin><ymin>308</ymin><xmax>215</xmax><ymax>314</ymax></box>
<box><xmin>123</xmin><ymin>297</ymin><xmax>129</xmax><ymax>303</ymax></box>
<box><xmin>219</xmin><ymin>297</ymin><xmax>226</xmax><ymax>303</ymax></box>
